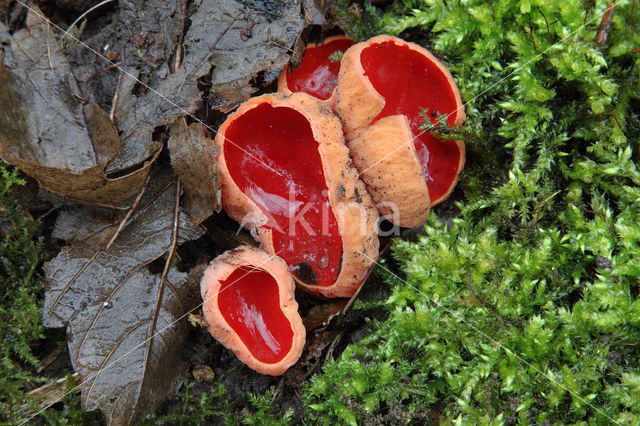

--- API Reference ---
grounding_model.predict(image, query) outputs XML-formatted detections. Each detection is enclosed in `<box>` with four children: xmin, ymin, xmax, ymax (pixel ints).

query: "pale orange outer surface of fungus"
<box><xmin>200</xmin><ymin>246</ymin><xmax>306</xmax><ymax>376</ymax></box>
<box><xmin>334</xmin><ymin>35</ymin><xmax>466</xmax><ymax>228</ymax></box>
<box><xmin>215</xmin><ymin>92</ymin><xmax>380</xmax><ymax>298</ymax></box>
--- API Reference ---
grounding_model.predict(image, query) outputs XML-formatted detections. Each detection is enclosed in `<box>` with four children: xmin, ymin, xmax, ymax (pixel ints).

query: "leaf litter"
<box><xmin>0</xmin><ymin>8</ymin><xmax>158</xmax><ymax>205</ymax></box>
<box><xmin>44</xmin><ymin>165</ymin><xmax>204</xmax><ymax>424</ymax></box>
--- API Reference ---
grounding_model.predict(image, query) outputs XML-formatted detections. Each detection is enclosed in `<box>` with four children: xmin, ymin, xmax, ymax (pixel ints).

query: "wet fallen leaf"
<box><xmin>188</xmin><ymin>313</ymin><xmax>208</xmax><ymax>329</ymax></box>
<box><xmin>0</xmin><ymin>8</ymin><xmax>157</xmax><ymax>205</ymax></box>
<box><xmin>168</xmin><ymin>119</ymin><xmax>221</xmax><ymax>224</ymax></box>
<box><xmin>44</xmin><ymin>168</ymin><xmax>204</xmax><ymax>424</ymax></box>
<box><xmin>85</xmin><ymin>0</ymin><xmax>305</xmax><ymax>171</ymax></box>
<box><xmin>101</xmin><ymin>0</ymin><xmax>193</xmax><ymax>172</ymax></box>
<box><xmin>303</xmin><ymin>0</ymin><xmax>328</xmax><ymax>26</ymax></box>
<box><xmin>184</xmin><ymin>0</ymin><xmax>304</xmax><ymax>112</ymax></box>
<box><xmin>52</xmin><ymin>205</ymin><xmax>122</xmax><ymax>249</ymax></box>
<box><xmin>302</xmin><ymin>299</ymin><xmax>348</xmax><ymax>332</ymax></box>
<box><xmin>192</xmin><ymin>365</ymin><xmax>215</xmax><ymax>382</ymax></box>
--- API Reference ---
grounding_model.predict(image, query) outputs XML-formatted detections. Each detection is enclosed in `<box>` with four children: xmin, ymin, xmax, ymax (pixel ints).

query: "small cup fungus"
<box><xmin>335</xmin><ymin>35</ymin><xmax>466</xmax><ymax>228</ymax></box>
<box><xmin>200</xmin><ymin>246</ymin><xmax>305</xmax><ymax>375</ymax></box>
<box><xmin>278</xmin><ymin>35</ymin><xmax>354</xmax><ymax>105</ymax></box>
<box><xmin>216</xmin><ymin>92</ymin><xmax>379</xmax><ymax>298</ymax></box>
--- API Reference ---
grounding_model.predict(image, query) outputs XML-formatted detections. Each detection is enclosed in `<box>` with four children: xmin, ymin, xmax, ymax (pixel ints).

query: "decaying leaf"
<box><xmin>303</xmin><ymin>300</ymin><xmax>348</xmax><ymax>332</ymax></box>
<box><xmin>51</xmin><ymin>204</ymin><xmax>122</xmax><ymax>249</ymax></box>
<box><xmin>168</xmin><ymin>119</ymin><xmax>221</xmax><ymax>224</ymax></box>
<box><xmin>303</xmin><ymin>0</ymin><xmax>328</xmax><ymax>26</ymax></box>
<box><xmin>187</xmin><ymin>313</ymin><xmax>208</xmax><ymax>329</ymax></box>
<box><xmin>192</xmin><ymin>365</ymin><xmax>215</xmax><ymax>382</ymax></box>
<box><xmin>180</xmin><ymin>0</ymin><xmax>304</xmax><ymax>112</ymax></box>
<box><xmin>97</xmin><ymin>0</ymin><xmax>305</xmax><ymax>171</ymax></box>
<box><xmin>103</xmin><ymin>0</ymin><xmax>194</xmax><ymax>172</ymax></box>
<box><xmin>44</xmin><ymin>169</ymin><xmax>204</xmax><ymax>424</ymax></box>
<box><xmin>0</xmin><ymin>8</ymin><xmax>157</xmax><ymax>205</ymax></box>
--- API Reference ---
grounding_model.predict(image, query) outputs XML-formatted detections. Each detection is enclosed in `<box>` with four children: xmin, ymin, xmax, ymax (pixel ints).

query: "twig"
<box><xmin>173</xmin><ymin>44</ymin><xmax>183</xmax><ymax>73</ymax></box>
<box><xmin>109</xmin><ymin>72</ymin><xmax>123</xmax><ymax>123</ymax></box>
<box><xmin>19</xmin><ymin>373</ymin><xmax>80</xmax><ymax>418</ymax></box>
<box><xmin>173</xmin><ymin>0</ymin><xmax>188</xmax><ymax>73</ymax></box>
<box><xmin>607</xmin><ymin>113</ymin><xmax>623</xmax><ymax>130</ymax></box>
<box><xmin>105</xmin><ymin>172</ymin><xmax>152</xmax><ymax>250</ymax></box>
<box><xmin>45</xmin><ymin>21</ymin><xmax>54</xmax><ymax>71</ymax></box>
<box><xmin>98</xmin><ymin>61</ymin><xmax>121</xmax><ymax>73</ymax></box>
<box><xmin>530</xmin><ymin>190</ymin><xmax>561</xmax><ymax>223</ymax></box>
<box><xmin>36</xmin><ymin>347</ymin><xmax>63</xmax><ymax>374</ymax></box>
<box><xmin>324</xmin><ymin>330</ymin><xmax>345</xmax><ymax>364</ymax></box>
<box><xmin>62</xmin><ymin>0</ymin><xmax>116</xmax><ymax>41</ymax></box>
<box><xmin>163</xmin><ymin>179</ymin><xmax>181</xmax><ymax>283</ymax></box>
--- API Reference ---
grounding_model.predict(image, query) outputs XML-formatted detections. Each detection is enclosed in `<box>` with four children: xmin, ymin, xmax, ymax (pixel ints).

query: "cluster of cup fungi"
<box><xmin>200</xmin><ymin>35</ymin><xmax>466</xmax><ymax>375</ymax></box>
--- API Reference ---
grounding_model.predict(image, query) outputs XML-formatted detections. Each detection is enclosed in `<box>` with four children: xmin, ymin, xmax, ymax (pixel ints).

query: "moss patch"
<box><xmin>304</xmin><ymin>0</ymin><xmax>640</xmax><ymax>424</ymax></box>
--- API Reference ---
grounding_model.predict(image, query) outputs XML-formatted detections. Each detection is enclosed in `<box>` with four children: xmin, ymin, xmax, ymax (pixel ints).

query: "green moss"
<box><xmin>304</xmin><ymin>0</ymin><xmax>640</xmax><ymax>423</ymax></box>
<box><xmin>146</xmin><ymin>380</ymin><xmax>292</xmax><ymax>425</ymax></box>
<box><xmin>0</xmin><ymin>164</ymin><xmax>48</xmax><ymax>421</ymax></box>
<box><xmin>0</xmin><ymin>165</ymin><xmax>102</xmax><ymax>424</ymax></box>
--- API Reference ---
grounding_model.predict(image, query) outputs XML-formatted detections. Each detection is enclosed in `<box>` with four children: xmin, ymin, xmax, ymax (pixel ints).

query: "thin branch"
<box><xmin>109</xmin><ymin>72</ymin><xmax>123</xmax><ymax>123</ymax></box>
<box><xmin>162</xmin><ymin>179</ymin><xmax>181</xmax><ymax>285</ymax></box>
<box><xmin>105</xmin><ymin>172</ymin><xmax>152</xmax><ymax>250</ymax></box>
<box><xmin>62</xmin><ymin>0</ymin><xmax>116</xmax><ymax>41</ymax></box>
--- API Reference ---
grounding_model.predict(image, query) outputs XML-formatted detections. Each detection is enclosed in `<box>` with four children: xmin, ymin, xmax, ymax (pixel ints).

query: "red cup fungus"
<box><xmin>334</xmin><ymin>35</ymin><xmax>466</xmax><ymax>228</ymax></box>
<box><xmin>200</xmin><ymin>246</ymin><xmax>305</xmax><ymax>375</ymax></box>
<box><xmin>278</xmin><ymin>35</ymin><xmax>354</xmax><ymax>105</ymax></box>
<box><xmin>216</xmin><ymin>92</ymin><xmax>379</xmax><ymax>298</ymax></box>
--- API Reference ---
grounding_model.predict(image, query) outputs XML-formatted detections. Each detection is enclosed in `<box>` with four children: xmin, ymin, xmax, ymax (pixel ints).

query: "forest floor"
<box><xmin>2</xmin><ymin>0</ymin><xmax>640</xmax><ymax>424</ymax></box>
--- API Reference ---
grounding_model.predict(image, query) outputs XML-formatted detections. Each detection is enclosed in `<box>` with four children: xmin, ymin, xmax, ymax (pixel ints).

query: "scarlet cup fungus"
<box><xmin>335</xmin><ymin>35</ymin><xmax>466</xmax><ymax>228</ymax></box>
<box><xmin>278</xmin><ymin>35</ymin><xmax>354</xmax><ymax>105</ymax></box>
<box><xmin>216</xmin><ymin>92</ymin><xmax>379</xmax><ymax>298</ymax></box>
<box><xmin>200</xmin><ymin>246</ymin><xmax>305</xmax><ymax>375</ymax></box>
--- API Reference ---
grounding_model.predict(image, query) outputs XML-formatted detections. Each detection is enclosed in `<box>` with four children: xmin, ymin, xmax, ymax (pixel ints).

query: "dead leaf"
<box><xmin>192</xmin><ymin>365</ymin><xmax>215</xmax><ymax>382</ymax></box>
<box><xmin>168</xmin><ymin>119</ymin><xmax>221</xmax><ymax>224</ymax></box>
<box><xmin>184</xmin><ymin>0</ymin><xmax>304</xmax><ymax>112</ymax></box>
<box><xmin>187</xmin><ymin>313</ymin><xmax>208</xmax><ymax>328</ymax></box>
<box><xmin>101</xmin><ymin>0</ymin><xmax>305</xmax><ymax>171</ymax></box>
<box><xmin>0</xmin><ymin>8</ymin><xmax>157</xmax><ymax>205</ymax></box>
<box><xmin>303</xmin><ymin>300</ymin><xmax>348</xmax><ymax>332</ymax></box>
<box><xmin>51</xmin><ymin>204</ymin><xmax>121</xmax><ymax>250</ymax></box>
<box><xmin>102</xmin><ymin>0</ymin><xmax>193</xmax><ymax>172</ymax></box>
<box><xmin>303</xmin><ymin>0</ymin><xmax>327</xmax><ymax>27</ymax></box>
<box><xmin>44</xmin><ymin>168</ymin><xmax>204</xmax><ymax>425</ymax></box>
